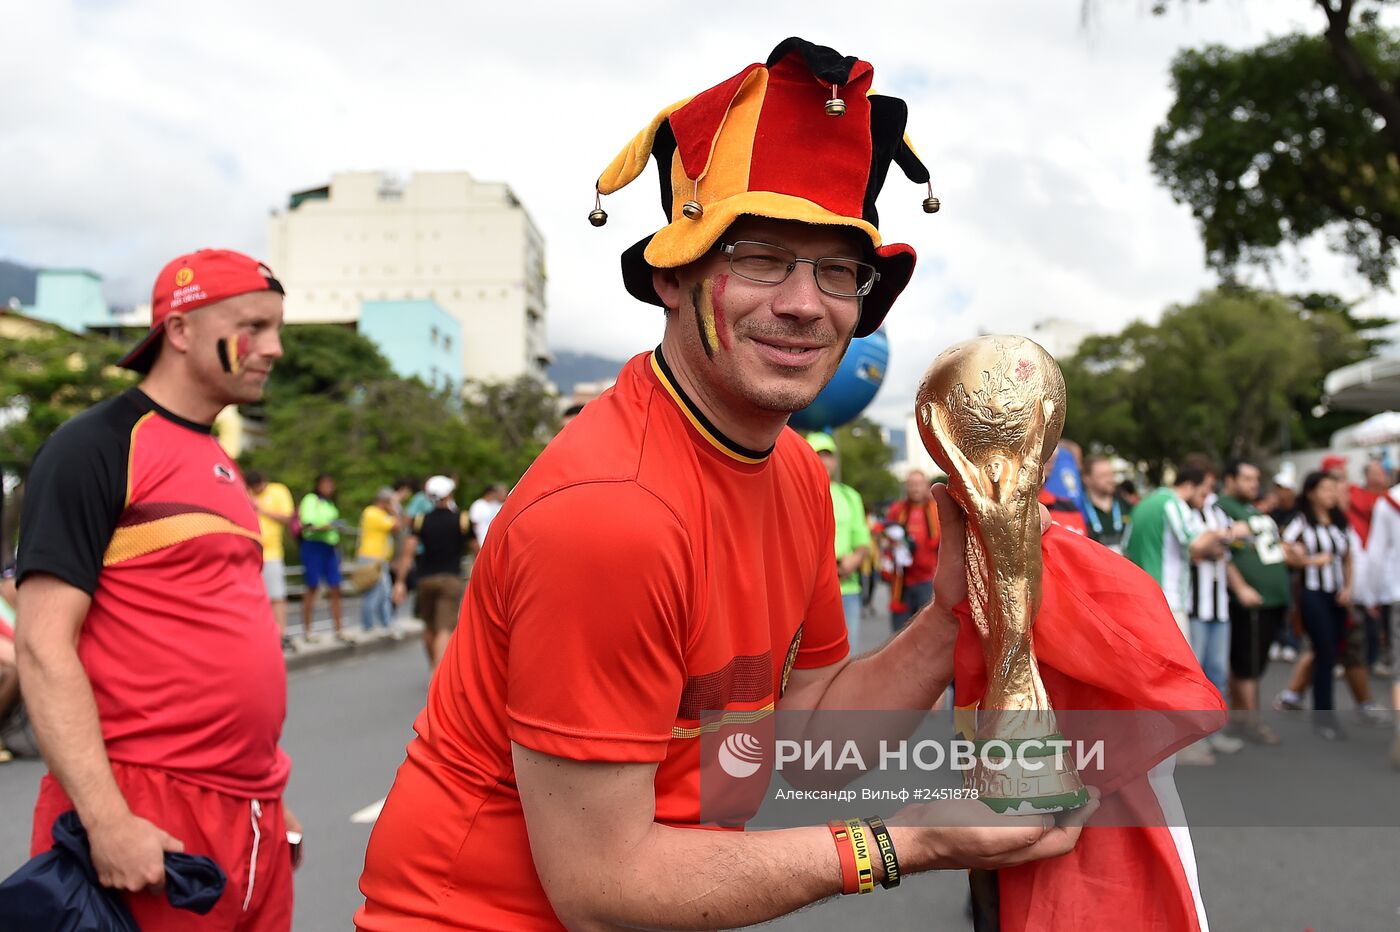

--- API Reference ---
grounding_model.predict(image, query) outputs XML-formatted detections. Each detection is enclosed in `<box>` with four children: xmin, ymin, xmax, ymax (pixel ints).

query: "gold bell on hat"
<box><xmin>922</xmin><ymin>182</ymin><xmax>940</xmax><ymax>213</ymax></box>
<box><xmin>588</xmin><ymin>208</ymin><xmax>608</xmax><ymax>227</ymax></box>
<box><xmin>825</xmin><ymin>84</ymin><xmax>846</xmax><ymax>117</ymax></box>
<box><xmin>682</xmin><ymin>199</ymin><xmax>704</xmax><ymax>220</ymax></box>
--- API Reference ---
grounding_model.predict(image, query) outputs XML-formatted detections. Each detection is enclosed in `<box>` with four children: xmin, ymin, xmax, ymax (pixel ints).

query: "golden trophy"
<box><xmin>915</xmin><ymin>335</ymin><xmax>1089</xmax><ymax>814</ymax></box>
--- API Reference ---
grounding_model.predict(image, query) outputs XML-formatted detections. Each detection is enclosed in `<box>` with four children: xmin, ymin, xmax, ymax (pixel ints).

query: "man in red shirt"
<box><xmin>15</xmin><ymin>250</ymin><xmax>300</xmax><ymax>930</ymax></box>
<box><xmin>357</xmin><ymin>39</ymin><xmax>1092</xmax><ymax>931</ymax></box>
<box><xmin>885</xmin><ymin>470</ymin><xmax>940</xmax><ymax>631</ymax></box>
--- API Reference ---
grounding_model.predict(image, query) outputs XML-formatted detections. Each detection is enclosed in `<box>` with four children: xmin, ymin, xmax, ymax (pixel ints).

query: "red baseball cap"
<box><xmin>118</xmin><ymin>249</ymin><xmax>284</xmax><ymax>373</ymax></box>
<box><xmin>1320</xmin><ymin>454</ymin><xmax>1348</xmax><ymax>473</ymax></box>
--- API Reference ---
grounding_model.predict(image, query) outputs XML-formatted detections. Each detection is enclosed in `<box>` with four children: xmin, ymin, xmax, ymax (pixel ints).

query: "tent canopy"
<box><xmin>1323</xmin><ymin>354</ymin><xmax>1400</xmax><ymax>414</ymax></box>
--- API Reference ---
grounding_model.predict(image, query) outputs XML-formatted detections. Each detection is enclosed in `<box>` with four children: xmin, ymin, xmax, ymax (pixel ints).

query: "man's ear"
<box><xmin>652</xmin><ymin>265</ymin><xmax>685</xmax><ymax>312</ymax></box>
<box><xmin>162</xmin><ymin>313</ymin><xmax>192</xmax><ymax>354</ymax></box>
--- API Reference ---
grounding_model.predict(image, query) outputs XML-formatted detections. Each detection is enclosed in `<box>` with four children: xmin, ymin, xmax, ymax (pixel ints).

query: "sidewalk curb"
<box><xmin>283</xmin><ymin>625</ymin><xmax>422</xmax><ymax>673</ymax></box>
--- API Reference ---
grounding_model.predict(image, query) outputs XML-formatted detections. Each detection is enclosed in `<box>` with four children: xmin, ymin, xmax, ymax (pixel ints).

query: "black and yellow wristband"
<box><xmin>863</xmin><ymin>816</ymin><xmax>901</xmax><ymax>889</ymax></box>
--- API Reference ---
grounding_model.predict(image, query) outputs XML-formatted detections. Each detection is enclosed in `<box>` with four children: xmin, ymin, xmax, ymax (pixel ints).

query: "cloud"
<box><xmin>2</xmin><ymin>0</ymin><xmax>1393</xmax><ymax>430</ymax></box>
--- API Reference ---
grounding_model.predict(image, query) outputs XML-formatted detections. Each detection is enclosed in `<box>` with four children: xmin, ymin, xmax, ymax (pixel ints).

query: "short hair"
<box><xmin>1083</xmin><ymin>455</ymin><xmax>1112</xmax><ymax>474</ymax></box>
<box><xmin>562</xmin><ymin>403</ymin><xmax>585</xmax><ymax>418</ymax></box>
<box><xmin>1174</xmin><ymin>453</ymin><xmax>1217</xmax><ymax>487</ymax></box>
<box><xmin>243</xmin><ymin>469</ymin><xmax>265</xmax><ymax>488</ymax></box>
<box><xmin>1222</xmin><ymin>458</ymin><xmax>1256</xmax><ymax>481</ymax></box>
<box><xmin>315</xmin><ymin>472</ymin><xmax>334</xmax><ymax>485</ymax></box>
<box><xmin>1116</xmin><ymin>478</ymin><xmax>1138</xmax><ymax>497</ymax></box>
<box><xmin>394</xmin><ymin>475</ymin><xmax>417</xmax><ymax>492</ymax></box>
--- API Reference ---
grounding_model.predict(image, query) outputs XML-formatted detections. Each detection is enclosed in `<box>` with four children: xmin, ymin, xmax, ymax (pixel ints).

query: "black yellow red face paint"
<box><xmin>692</xmin><ymin>273</ymin><xmax>733</xmax><ymax>361</ymax></box>
<box><xmin>216</xmin><ymin>334</ymin><xmax>251</xmax><ymax>374</ymax></box>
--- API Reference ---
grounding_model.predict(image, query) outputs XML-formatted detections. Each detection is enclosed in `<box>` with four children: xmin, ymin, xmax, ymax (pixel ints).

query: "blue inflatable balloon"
<box><xmin>789</xmin><ymin>328</ymin><xmax>889</xmax><ymax>432</ymax></box>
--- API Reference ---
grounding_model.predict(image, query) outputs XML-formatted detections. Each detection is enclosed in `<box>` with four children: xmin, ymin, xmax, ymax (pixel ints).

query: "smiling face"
<box><xmin>654</xmin><ymin>217</ymin><xmax>865</xmax><ymax>419</ymax></box>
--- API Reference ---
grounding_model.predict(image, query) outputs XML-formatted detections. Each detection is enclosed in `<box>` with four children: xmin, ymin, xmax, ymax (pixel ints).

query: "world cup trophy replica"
<box><xmin>915</xmin><ymin>335</ymin><xmax>1090</xmax><ymax>815</ymax></box>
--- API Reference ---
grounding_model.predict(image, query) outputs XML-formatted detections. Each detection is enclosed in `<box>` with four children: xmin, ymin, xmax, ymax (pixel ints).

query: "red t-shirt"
<box><xmin>357</xmin><ymin>350</ymin><xmax>849</xmax><ymax>930</ymax></box>
<box><xmin>16</xmin><ymin>389</ymin><xmax>289</xmax><ymax>798</ymax></box>
<box><xmin>885</xmin><ymin>498</ymin><xmax>940</xmax><ymax>585</ymax></box>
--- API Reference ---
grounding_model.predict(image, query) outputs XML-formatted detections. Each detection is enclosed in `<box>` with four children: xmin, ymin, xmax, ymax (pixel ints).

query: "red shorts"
<box><xmin>31</xmin><ymin>761</ymin><xmax>293</xmax><ymax>932</ymax></box>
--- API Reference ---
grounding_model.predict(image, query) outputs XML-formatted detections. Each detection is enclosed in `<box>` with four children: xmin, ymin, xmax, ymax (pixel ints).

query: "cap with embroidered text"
<box><xmin>117</xmin><ymin>249</ymin><xmax>284</xmax><ymax>373</ymax></box>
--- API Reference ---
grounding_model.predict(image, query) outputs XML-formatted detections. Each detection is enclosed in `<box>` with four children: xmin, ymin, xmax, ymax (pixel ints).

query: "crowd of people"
<box><xmin>808</xmin><ymin>437</ymin><xmax>1400</xmax><ymax>771</ymax></box>
<box><xmin>241</xmin><ymin>469</ymin><xmax>501</xmax><ymax>668</ymax></box>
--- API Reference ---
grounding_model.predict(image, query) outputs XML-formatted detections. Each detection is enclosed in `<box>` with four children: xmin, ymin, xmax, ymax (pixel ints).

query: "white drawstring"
<box><xmin>243</xmin><ymin>800</ymin><xmax>262</xmax><ymax>912</ymax></box>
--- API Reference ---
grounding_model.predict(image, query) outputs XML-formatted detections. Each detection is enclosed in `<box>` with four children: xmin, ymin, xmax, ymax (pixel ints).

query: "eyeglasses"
<box><xmin>717</xmin><ymin>241</ymin><xmax>879</xmax><ymax>298</ymax></box>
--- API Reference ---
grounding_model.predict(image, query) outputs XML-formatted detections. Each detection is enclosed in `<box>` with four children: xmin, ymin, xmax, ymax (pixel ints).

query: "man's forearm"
<box><xmin>18</xmin><ymin>640</ymin><xmax>127</xmax><ymax>827</ymax></box>
<box><xmin>553</xmin><ymin>823</ymin><xmax>845</xmax><ymax>930</ymax></box>
<box><xmin>1225</xmin><ymin>564</ymin><xmax>1250</xmax><ymax>598</ymax></box>
<box><xmin>813</xmin><ymin>605</ymin><xmax>958</xmax><ymax>713</ymax></box>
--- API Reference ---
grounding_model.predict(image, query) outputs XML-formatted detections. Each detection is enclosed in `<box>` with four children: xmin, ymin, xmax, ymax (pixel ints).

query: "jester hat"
<box><xmin>593</xmin><ymin>37</ymin><xmax>937</xmax><ymax>338</ymax></box>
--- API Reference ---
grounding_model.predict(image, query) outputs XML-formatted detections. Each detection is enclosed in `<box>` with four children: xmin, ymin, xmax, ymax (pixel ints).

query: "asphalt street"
<box><xmin>1</xmin><ymin>606</ymin><xmax>1397</xmax><ymax>930</ymax></box>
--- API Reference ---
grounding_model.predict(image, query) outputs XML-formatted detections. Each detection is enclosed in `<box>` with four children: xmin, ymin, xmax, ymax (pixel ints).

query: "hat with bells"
<box><xmin>590</xmin><ymin>37</ymin><xmax>938</xmax><ymax>338</ymax></box>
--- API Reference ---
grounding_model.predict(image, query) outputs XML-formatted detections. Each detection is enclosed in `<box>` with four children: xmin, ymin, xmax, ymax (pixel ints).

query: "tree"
<box><xmin>1148</xmin><ymin>2</ymin><xmax>1400</xmax><ymax>283</ymax></box>
<box><xmin>461</xmin><ymin>376</ymin><xmax>560</xmax><ymax>478</ymax></box>
<box><xmin>0</xmin><ymin>330</ymin><xmax>134</xmax><ymax>475</ymax></box>
<box><xmin>1061</xmin><ymin>288</ymin><xmax>1382</xmax><ymax>478</ymax></box>
<box><xmin>834</xmin><ymin>417</ymin><xmax>900</xmax><ymax>507</ymax></box>
<box><xmin>242</xmin><ymin>376</ymin><xmax>550</xmax><ymax>526</ymax></box>
<box><xmin>257</xmin><ymin>324</ymin><xmax>394</xmax><ymax>410</ymax></box>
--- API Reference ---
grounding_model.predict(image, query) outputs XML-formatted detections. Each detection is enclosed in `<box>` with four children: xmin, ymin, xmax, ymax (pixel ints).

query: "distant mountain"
<box><xmin>549</xmin><ymin>349</ymin><xmax>627</xmax><ymax>398</ymax></box>
<box><xmin>0</xmin><ymin>260</ymin><xmax>37</xmax><ymax>307</ymax></box>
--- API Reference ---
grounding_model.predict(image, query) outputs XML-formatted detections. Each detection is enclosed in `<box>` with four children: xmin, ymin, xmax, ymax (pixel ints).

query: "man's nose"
<box><xmin>770</xmin><ymin>260</ymin><xmax>827</xmax><ymax>324</ymax></box>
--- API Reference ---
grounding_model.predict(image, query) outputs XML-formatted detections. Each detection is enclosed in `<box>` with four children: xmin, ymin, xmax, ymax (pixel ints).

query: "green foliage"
<box><xmin>461</xmin><ymin>376</ymin><xmax>561</xmax><ymax>461</ymax></box>
<box><xmin>242</xmin><ymin>327</ymin><xmax>555</xmax><ymax>521</ymax></box>
<box><xmin>1151</xmin><ymin>20</ymin><xmax>1400</xmax><ymax>283</ymax></box>
<box><xmin>258</xmin><ymin>324</ymin><xmax>393</xmax><ymax>408</ymax></box>
<box><xmin>0</xmin><ymin>330</ymin><xmax>134</xmax><ymax>474</ymax></box>
<box><xmin>1061</xmin><ymin>288</ymin><xmax>1385</xmax><ymax>478</ymax></box>
<box><xmin>833</xmin><ymin>417</ymin><xmax>900</xmax><ymax>507</ymax></box>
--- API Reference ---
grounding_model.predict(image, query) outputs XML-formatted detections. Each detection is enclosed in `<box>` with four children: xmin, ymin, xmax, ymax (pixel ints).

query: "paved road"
<box><xmin>2</xmin><ymin>609</ymin><xmax>1398</xmax><ymax>930</ymax></box>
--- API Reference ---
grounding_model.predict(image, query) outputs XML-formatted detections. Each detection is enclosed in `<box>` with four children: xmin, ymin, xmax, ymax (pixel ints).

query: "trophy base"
<box><xmin>968</xmin><ymin>733</ymin><xmax>1090</xmax><ymax>815</ymax></box>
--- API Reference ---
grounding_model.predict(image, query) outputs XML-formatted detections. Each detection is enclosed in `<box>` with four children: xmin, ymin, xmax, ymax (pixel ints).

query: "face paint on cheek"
<box><xmin>691</xmin><ymin>283</ymin><xmax>715</xmax><ymax>360</ymax></box>
<box><xmin>710</xmin><ymin>274</ymin><xmax>732</xmax><ymax>351</ymax></box>
<box><xmin>216</xmin><ymin>334</ymin><xmax>251</xmax><ymax>374</ymax></box>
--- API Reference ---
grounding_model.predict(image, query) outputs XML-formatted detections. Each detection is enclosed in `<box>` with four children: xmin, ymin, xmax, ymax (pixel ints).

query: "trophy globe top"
<box><xmin>915</xmin><ymin>335</ymin><xmax>1066</xmax><ymax>474</ymax></box>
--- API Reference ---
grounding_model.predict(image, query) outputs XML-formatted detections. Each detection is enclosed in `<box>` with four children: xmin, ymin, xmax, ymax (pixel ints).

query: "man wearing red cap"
<box><xmin>15</xmin><ymin>249</ymin><xmax>299</xmax><ymax>929</ymax></box>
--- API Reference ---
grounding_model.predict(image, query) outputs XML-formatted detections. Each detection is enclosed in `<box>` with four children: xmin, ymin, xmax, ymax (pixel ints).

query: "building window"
<box><xmin>430</xmin><ymin>326</ymin><xmax>439</xmax><ymax>346</ymax></box>
<box><xmin>443</xmin><ymin>335</ymin><xmax>452</xmax><ymax>352</ymax></box>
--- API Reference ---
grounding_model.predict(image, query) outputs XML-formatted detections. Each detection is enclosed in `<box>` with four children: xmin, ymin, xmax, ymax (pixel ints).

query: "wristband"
<box><xmin>826</xmin><ymin>821</ymin><xmax>859</xmax><ymax>895</ymax></box>
<box><xmin>863</xmin><ymin>816</ymin><xmax>901</xmax><ymax>889</ymax></box>
<box><xmin>843</xmin><ymin>818</ymin><xmax>876</xmax><ymax>894</ymax></box>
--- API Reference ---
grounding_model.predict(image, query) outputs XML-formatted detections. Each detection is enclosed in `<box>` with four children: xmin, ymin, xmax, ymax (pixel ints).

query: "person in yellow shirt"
<box><xmin>245</xmin><ymin>470</ymin><xmax>295</xmax><ymax>641</ymax></box>
<box><xmin>358</xmin><ymin>487</ymin><xmax>400</xmax><ymax>633</ymax></box>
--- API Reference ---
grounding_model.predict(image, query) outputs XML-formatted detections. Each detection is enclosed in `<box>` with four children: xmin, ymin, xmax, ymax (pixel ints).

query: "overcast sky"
<box><xmin>3</xmin><ymin>0</ymin><xmax>1393</xmax><ymax>428</ymax></box>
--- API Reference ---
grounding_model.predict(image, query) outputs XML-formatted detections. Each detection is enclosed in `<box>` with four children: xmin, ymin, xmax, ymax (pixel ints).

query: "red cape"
<box><xmin>956</xmin><ymin>526</ymin><xmax>1226</xmax><ymax>932</ymax></box>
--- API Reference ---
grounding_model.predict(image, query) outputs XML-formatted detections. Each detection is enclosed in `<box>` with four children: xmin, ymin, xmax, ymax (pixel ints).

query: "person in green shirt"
<box><xmin>807</xmin><ymin>433</ymin><xmax>872</xmax><ymax>651</ymax></box>
<box><xmin>298</xmin><ymin>473</ymin><xmax>347</xmax><ymax>642</ymax></box>
<box><xmin>1216</xmin><ymin>459</ymin><xmax>1291</xmax><ymax>744</ymax></box>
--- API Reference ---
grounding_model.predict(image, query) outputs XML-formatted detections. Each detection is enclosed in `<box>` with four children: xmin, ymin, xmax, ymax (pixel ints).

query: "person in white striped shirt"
<box><xmin>1188</xmin><ymin>492</ymin><xmax>1244</xmax><ymax>757</ymax></box>
<box><xmin>1280</xmin><ymin>471</ymin><xmax>1355</xmax><ymax>740</ymax></box>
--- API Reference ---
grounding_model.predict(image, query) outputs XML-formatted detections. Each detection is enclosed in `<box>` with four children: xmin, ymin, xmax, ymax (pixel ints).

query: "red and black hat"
<box><xmin>118</xmin><ymin>249</ymin><xmax>284</xmax><ymax>373</ymax></box>
<box><xmin>592</xmin><ymin>37</ymin><xmax>938</xmax><ymax>337</ymax></box>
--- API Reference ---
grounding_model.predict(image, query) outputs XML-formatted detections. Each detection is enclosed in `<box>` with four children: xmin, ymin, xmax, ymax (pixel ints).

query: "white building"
<box><xmin>267</xmin><ymin>171</ymin><xmax>549</xmax><ymax>383</ymax></box>
<box><xmin>1028</xmin><ymin>317</ymin><xmax>1099</xmax><ymax>361</ymax></box>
